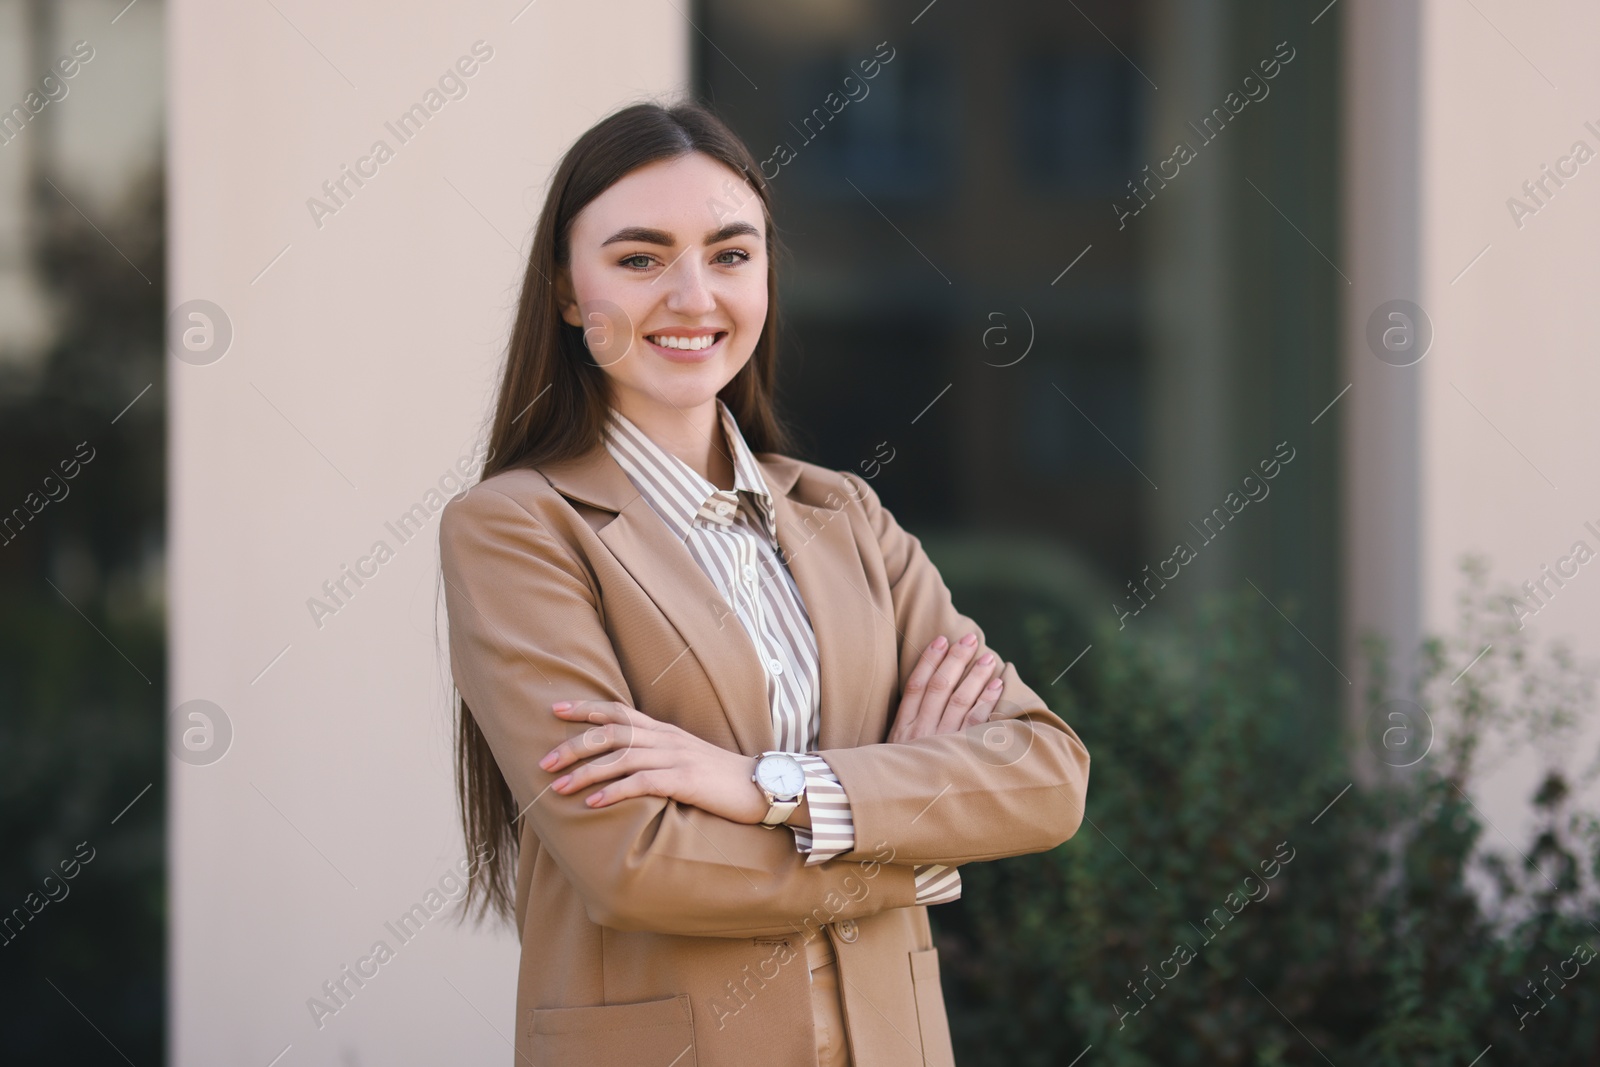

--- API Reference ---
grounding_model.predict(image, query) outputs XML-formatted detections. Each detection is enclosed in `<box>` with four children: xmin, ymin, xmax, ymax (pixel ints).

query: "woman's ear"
<box><xmin>555</xmin><ymin>269</ymin><xmax>582</xmax><ymax>328</ymax></box>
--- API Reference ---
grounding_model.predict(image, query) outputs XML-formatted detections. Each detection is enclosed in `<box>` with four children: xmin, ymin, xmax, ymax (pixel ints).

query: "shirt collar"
<box><xmin>602</xmin><ymin>397</ymin><xmax>778</xmax><ymax>543</ymax></box>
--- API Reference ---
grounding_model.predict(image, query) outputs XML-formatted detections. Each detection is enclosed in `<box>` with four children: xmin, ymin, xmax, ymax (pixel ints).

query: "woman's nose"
<box><xmin>662</xmin><ymin>257</ymin><xmax>717</xmax><ymax>314</ymax></box>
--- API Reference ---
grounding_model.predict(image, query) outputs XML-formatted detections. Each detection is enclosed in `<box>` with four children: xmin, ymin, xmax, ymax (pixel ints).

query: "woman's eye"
<box><xmin>714</xmin><ymin>249</ymin><xmax>751</xmax><ymax>266</ymax></box>
<box><xmin>619</xmin><ymin>254</ymin><xmax>655</xmax><ymax>270</ymax></box>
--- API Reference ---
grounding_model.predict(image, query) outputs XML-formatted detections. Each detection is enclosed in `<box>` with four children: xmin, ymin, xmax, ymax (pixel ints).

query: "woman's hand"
<box><xmin>542</xmin><ymin>632</ymin><xmax>1008</xmax><ymax>818</ymax></box>
<box><xmin>886</xmin><ymin>631</ymin><xmax>1008</xmax><ymax>743</ymax></box>
<box><xmin>539</xmin><ymin>700</ymin><xmax>769</xmax><ymax>824</ymax></box>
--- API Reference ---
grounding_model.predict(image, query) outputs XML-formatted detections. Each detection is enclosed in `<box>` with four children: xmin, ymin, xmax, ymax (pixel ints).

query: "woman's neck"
<box><xmin>613</xmin><ymin>395</ymin><xmax>735</xmax><ymax>490</ymax></box>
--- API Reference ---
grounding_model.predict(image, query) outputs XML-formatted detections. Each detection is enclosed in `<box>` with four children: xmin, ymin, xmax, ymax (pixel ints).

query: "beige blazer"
<box><xmin>438</xmin><ymin>438</ymin><xmax>1092</xmax><ymax>1067</ymax></box>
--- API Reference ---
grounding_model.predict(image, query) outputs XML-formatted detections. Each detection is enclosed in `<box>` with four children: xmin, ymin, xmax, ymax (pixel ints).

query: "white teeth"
<box><xmin>649</xmin><ymin>333</ymin><xmax>718</xmax><ymax>351</ymax></box>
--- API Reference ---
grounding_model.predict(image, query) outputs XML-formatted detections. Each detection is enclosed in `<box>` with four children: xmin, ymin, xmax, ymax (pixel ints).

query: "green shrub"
<box><xmin>935</xmin><ymin>561</ymin><xmax>1600</xmax><ymax>1065</ymax></box>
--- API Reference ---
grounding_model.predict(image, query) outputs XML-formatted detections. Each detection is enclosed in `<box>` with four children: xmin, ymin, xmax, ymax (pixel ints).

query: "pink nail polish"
<box><xmin>932</xmin><ymin>635</ymin><xmax>948</xmax><ymax>650</ymax></box>
<box><xmin>960</xmin><ymin>633</ymin><xmax>978</xmax><ymax>646</ymax></box>
<box><xmin>978</xmin><ymin>652</ymin><xmax>994</xmax><ymax>665</ymax></box>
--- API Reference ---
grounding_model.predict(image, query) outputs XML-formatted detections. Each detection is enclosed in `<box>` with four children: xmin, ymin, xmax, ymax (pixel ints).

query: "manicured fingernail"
<box><xmin>932</xmin><ymin>635</ymin><xmax>947</xmax><ymax>650</ymax></box>
<box><xmin>539</xmin><ymin>752</ymin><xmax>556</xmax><ymax>769</ymax></box>
<box><xmin>960</xmin><ymin>633</ymin><xmax>978</xmax><ymax>646</ymax></box>
<box><xmin>978</xmin><ymin>652</ymin><xmax>994</xmax><ymax>665</ymax></box>
<box><xmin>585</xmin><ymin>793</ymin><xmax>602</xmax><ymax>806</ymax></box>
<box><xmin>552</xmin><ymin>775</ymin><xmax>571</xmax><ymax>790</ymax></box>
<box><xmin>986</xmin><ymin>678</ymin><xmax>1002</xmax><ymax>690</ymax></box>
<box><xmin>552</xmin><ymin>701</ymin><xmax>573</xmax><ymax>712</ymax></box>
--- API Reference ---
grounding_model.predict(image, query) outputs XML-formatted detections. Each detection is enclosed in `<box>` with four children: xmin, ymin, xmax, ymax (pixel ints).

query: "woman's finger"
<box><xmin>552</xmin><ymin>698</ymin><xmax>658</xmax><ymax>729</ymax></box>
<box><xmin>933</xmin><ymin>651</ymin><xmax>999</xmax><ymax>735</ymax></box>
<box><xmin>551</xmin><ymin>738</ymin><xmax>669</xmax><ymax>794</ymax></box>
<box><xmin>912</xmin><ymin>633</ymin><xmax>981</xmax><ymax>739</ymax></box>
<box><xmin>962</xmin><ymin>670</ymin><xmax>1006</xmax><ymax>728</ymax></box>
<box><xmin>582</xmin><ymin>767</ymin><xmax>678</xmax><ymax>809</ymax></box>
<box><xmin>541</xmin><ymin>716</ymin><xmax>653</xmax><ymax>774</ymax></box>
<box><xmin>890</xmin><ymin>637</ymin><xmax>951</xmax><ymax>742</ymax></box>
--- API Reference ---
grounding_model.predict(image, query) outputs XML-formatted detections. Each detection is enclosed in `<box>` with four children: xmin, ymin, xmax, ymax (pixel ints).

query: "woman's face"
<box><xmin>559</xmin><ymin>151</ymin><xmax>768</xmax><ymax>419</ymax></box>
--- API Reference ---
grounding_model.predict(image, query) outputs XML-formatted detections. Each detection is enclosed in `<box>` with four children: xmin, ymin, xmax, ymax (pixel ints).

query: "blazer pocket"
<box><xmin>909</xmin><ymin>947</ymin><xmax>957</xmax><ymax>1067</ymax></box>
<box><xmin>529</xmin><ymin>993</ymin><xmax>697</xmax><ymax>1067</ymax></box>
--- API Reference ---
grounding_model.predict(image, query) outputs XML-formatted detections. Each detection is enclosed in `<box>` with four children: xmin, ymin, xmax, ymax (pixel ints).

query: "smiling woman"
<box><xmin>438</xmin><ymin>100</ymin><xmax>1090</xmax><ymax>1067</ymax></box>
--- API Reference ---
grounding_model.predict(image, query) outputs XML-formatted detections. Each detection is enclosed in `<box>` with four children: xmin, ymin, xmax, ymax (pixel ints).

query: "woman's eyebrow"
<box><xmin>601</xmin><ymin>226</ymin><xmax>672</xmax><ymax>247</ymax></box>
<box><xmin>601</xmin><ymin>221</ymin><xmax>762</xmax><ymax>247</ymax></box>
<box><xmin>705</xmin><ymin>221</ymin><xmax>762</xmax><ymax>244</ymax></box>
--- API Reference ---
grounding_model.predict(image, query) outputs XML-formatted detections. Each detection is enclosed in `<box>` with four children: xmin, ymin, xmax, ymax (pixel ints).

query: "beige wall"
<box><xmin>167</xmin><ymin>2</ymin><xmax>686</xmax><ymax>1061</ymax></box>
<box><xmin>1418</xmin><ymin>0</ymin><xmax>1600</xmax><ymax>833</ymax></box>
<box><xmin>1345</xmin><ymin>0</ymin><xmax>1600</xmax><ymax>833</ymax></box>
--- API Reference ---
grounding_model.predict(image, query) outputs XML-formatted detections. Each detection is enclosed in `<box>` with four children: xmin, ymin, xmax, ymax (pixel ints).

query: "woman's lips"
<box><xmin>644</xmin><ymin>331</ymin><xmax>727</xmax><ymax>362</ymax></box>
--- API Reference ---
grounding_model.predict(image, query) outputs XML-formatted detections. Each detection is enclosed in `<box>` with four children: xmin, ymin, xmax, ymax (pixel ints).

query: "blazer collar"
<box><xmin>537</xmin><ymin>425</ymin><xmax>806</xmax><ymax>517</ymax></box>
<box><xmin>532</xmin><ymin>426</ymin><xmax>871</xmax><ymax>757</ymax></box>
<box><xmin>600</xmin><ymin>399</ymin><xmax>781</xmax><ymax>543</ymax></box>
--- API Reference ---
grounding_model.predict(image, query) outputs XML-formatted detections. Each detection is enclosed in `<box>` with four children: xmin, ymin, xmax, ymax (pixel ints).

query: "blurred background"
<box><xmin>1</xmin><ymin>0</ymin><xmax>165</xmax><ymax>1061</ymax></box>
<box><xmin>3</xmin><ymin>0</ymin><xmax>1599</xmax><ymax>1062</ymax></box>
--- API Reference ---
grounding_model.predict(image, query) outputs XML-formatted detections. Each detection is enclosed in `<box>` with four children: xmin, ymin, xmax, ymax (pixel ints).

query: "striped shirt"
<box><xmin>603</xmin><ymin>399</ymin><xmax>959</xmax><ymax>906</ymax></box>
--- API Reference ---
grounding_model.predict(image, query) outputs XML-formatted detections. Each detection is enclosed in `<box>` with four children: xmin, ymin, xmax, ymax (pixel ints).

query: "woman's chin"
<box><xmin>639</xmin><ymin>352</ymin><xmax>752</xmax><ymax>397</ymax></box>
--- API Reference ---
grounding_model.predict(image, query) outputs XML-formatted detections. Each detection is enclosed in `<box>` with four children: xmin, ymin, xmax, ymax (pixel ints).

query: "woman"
<box><xmin>439</xmin><ymin>100</ymin><xmax>1091</xmax><ymax>1067</ymax></box>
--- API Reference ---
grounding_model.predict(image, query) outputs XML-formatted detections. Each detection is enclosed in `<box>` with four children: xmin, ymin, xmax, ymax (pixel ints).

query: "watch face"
<box><xmin>756</xmin><ymin>754</ymin><xmax>805</xmax><ymax>799</ymax></box>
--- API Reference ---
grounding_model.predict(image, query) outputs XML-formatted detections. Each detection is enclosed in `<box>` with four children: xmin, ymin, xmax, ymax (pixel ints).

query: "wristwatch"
<box><xmin>752</xmin><ymin>751</ymin><xmax>806</xmax><ymax>828</ymax></box>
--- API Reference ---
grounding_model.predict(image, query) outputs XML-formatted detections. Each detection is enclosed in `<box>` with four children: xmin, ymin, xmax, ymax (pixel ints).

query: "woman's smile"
<box><xmin>643</xmin><ymin>327</ymin><xmax>729</xmax><ymax>362</ymax></box>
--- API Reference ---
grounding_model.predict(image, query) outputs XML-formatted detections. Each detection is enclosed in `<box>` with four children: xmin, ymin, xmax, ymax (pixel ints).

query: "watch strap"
<box><xmin>759</xmin><ymin>796</ymin><xmax>800</xmax><ymax>828</ymax></box>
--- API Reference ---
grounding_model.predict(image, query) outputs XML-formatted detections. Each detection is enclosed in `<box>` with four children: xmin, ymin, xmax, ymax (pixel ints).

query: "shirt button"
<box><xmin>768</xmin><ymin>658</ymin><xmax>784</xmax><ymax>675</ymax></box>
<box><xmin>743</xmin><ymin>564</ymin><xmax>758</xmax><ymax>583</ymax></box>
<box><xmin>715</xmin><ymin>502</ymin><xmax>734</xmax><ymax>516</ymax></box>
<box><xmin>835</xmin><ymin>919</ymin><xmax>859</xmax><ymax>943</ymax></box>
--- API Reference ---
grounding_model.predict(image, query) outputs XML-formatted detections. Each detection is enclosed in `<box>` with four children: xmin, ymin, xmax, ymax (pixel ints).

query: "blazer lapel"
<box><xmin>595</xmin><ymin>497</ymin><xmax>777</xmax><ymax>755</ymax></box>
<box><xmin>762</xmin><ymin>460</ymin><xmax>880</xmax><ymax>752</ymax></box>
<box><xmin>539</xmin><ymin>441</ymin><xmax>771</xmax><ymax>754</ymax></box>
<box><xmin>537</xmin><ymin>440</ymin><xmax>877</xmax><ymax>756</ymax></box>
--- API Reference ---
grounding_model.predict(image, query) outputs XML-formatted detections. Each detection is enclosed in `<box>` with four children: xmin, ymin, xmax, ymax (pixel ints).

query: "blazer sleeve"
<box><xmin>788</xmin><ymin>755</ymin><xmax>963</xmax><ymax>905</ymax></box>
<box><xmin>815</xmin><ymin>471</ymin><xmax>1092</xmax><ymax>867</ymax></box>
<box><xmin>438</xmin><ymin>483</ymin><xmax>920</xmax><ymax>938</ymax></box>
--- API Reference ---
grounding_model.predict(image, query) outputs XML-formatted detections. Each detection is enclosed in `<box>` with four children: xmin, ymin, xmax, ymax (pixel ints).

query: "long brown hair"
<box><xmin>455</xmin><ymin>99</ymin><xmax>797</xmax><ymax>926</ymax></box>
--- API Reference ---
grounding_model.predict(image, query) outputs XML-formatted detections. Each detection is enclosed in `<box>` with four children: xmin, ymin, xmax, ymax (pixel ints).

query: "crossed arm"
<box><xmin>438</xmin><ymin>474</ymin><xmax>1090</xmax><ymax>938</ymax></box>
